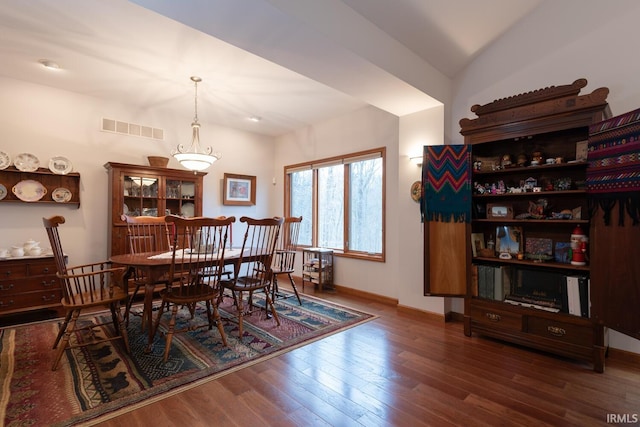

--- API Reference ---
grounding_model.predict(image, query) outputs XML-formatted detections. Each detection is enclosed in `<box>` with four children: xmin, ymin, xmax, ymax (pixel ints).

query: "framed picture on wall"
<box><xmin>223</xmin><ymin>173</ymin><xmax>256</xmax><ymax>206</ymax></box>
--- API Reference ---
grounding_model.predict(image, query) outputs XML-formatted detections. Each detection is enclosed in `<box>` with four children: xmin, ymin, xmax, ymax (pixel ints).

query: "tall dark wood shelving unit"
<box><xmin>454</xmin><ymin>79</ymin><xmax>614</xmax><ymax>372</ymax></box>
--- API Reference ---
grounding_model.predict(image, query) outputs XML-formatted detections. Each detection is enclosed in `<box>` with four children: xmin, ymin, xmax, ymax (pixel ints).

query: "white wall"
<box><xmin>451</xmin><ymin>0</ymin><xmax>640</xmax><ymax>352</ymax></box>
<box><xmin>0</xmin><ymin>76</ymin><xmax>275</xmax><ymax>266</ymax></box>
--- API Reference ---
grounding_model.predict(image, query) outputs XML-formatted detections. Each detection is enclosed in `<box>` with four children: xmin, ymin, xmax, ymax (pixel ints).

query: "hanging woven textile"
<box><xmin>421</xmin><ymin>144</ymin><xmax>472</xmax><ymax>223</ymax></box>
<box><xmin>587</xmin><ymin>108</ymin><xmax>640</xmax><ymax>226</ymax></box>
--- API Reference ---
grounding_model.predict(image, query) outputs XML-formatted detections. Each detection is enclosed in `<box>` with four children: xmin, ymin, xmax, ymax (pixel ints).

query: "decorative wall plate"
<box><xmin>181</xmin><ymin>182</ymin><xmax>195</xmax><ymax>198</ymax></box>
<box><xmin>51</xmin><ymin>187</ymin><xmax>72</xmax><ymax>203</ymax></box>
<box><xmin>181</xmin><ymin>202</ymin><xmax>194</xmax><ymax>217</ymax></box>
<box><xmin>14</xmin><ymin>153</ymin><xmax>40</xmax><ymax>172</ymax></box>
<box><xmin>49</xmin><ymin>156</ymin><xmax>73</xmax><ymax>175</ymax></box>
<box><xmin>12</xmin><ymin>179</ymin><xmax>47</xmax><ymax>202</ymax></box>
<box><xmin>0</xmin><ymin>151</ymin><xmax>10</xmax><ymax>170</ymax></box>
<box><xmin>0</xmin><ymin>184</ymin><xmax>7</xmax><ymax>200</ymax></box>
<box><xmin>410</xmin><ymin>181</ymin><xmax>422</xmax><ymax>202</ymax></box>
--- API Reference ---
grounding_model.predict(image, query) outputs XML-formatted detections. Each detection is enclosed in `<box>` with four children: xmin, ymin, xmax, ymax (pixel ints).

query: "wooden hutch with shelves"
<box><xmin>0</xmin><ymin>166</ymin><xmax>80</xmax><ymax>207</ymax></box>
<box><xmin>104</xmin><ymin>162</ymin><xmax>206</xmax><ymax>256</ymax></box>
<box><xmin>457</xmin><ymin>79</ymin><xmax>614</xmax><ymax>372</ymax></box>
<box><xmin>0</xmin><ymin>164</ymin><xmax>79</xmax><ymax>317</ymax></box>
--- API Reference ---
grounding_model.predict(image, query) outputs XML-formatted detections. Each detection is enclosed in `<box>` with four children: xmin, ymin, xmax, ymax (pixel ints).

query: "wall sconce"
<box><xmin>410</xmin><ymin>156</ymin><xmax>423</xmax><ymax>166</ymax></box>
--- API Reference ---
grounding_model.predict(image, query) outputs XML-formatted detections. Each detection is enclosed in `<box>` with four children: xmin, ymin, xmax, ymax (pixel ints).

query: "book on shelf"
<box><xmin>565</xmin><ymin>275</ymin><xmax>590</xmax><ymax>317</ymax></box>
<box><xmin>475</xmin><ymin>264</ymin><xmax>510</xmax><ymax>301</ymax></box>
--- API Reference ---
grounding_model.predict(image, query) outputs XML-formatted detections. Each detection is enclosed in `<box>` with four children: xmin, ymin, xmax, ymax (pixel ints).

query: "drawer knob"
<box><xmin>485</xmin><ymin>312</ymin><xmax>501</xmax><ymax>322</ymax></box>
<box><xmin>0</xmin><ymin>283</ymin><xmax>14</xmax><ymax>291</ymax></box>
<box><xmin>42</xmin><ymin>280</ymin><xmax>57</xmax><ymax>287</ymax></box>
<box><xmin>41</xmin><ymin>294</ymin><xmax>57</xmax><ymax>302</ymax></box>
<box><xmin>43</xmin><ymin>267</ymin><xmax>50</xmax><ymax>273</ymax></box>
<box><xmin>547</xmin><ymin>326</ymin><xmax>566</xmax><ymax>337</ymax></box>
<box><xmin>0</xmin><ymin>300</ymin><xmax>14</xmax><ymax>307</ymax></box>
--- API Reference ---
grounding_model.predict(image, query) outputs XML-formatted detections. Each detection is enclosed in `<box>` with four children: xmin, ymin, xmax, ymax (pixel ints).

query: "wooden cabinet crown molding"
<box><xmin>460</xmin><ymin>78</ymin><xmax>611</xmax><ymax>137</ymax></box>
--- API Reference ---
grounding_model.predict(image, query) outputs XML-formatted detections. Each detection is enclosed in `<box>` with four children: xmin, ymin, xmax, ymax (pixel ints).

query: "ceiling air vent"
<box><xmin>101</xmin><ymin>118</ymin><xmax>164</xmax><ymax>140</ymax></box>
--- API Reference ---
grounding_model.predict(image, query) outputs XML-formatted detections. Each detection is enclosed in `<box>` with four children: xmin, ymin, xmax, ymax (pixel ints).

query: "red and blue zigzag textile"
<box><xmin>587</xmin><ymin>107</ymin><xmax>640</xmax><ymax>225</ymax></box>
<box><xmin>421</xmin><ymin>144</ymin><xmax>472</xmax><ymax>223</ymax></box>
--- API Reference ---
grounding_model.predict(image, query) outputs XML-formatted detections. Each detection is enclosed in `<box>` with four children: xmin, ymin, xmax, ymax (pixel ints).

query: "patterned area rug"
<box><xmin>0</xmin><ymin>291</ymin><xmax>375</xmax><ymax>426</ymax></box>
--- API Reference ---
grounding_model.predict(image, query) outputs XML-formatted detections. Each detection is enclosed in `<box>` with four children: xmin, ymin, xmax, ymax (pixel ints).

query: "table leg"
<box><xmin>144</xmin><ymin>281</ymin><xmax>155</xmax><ymax>352</ymax></box>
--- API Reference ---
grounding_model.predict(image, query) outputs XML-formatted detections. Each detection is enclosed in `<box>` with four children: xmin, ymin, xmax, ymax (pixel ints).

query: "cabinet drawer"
<box><xmin>29</xmin><ymin>262</ymin><xmax>56</xmax><ymax>276</ymax></box>
<box><xmin>526</xmin><ymin>316</ymin><xmax>593</xmax><ymax>346</ymax></box>
<box><xmin>0</xmin><ymin>276</ymin><xmax>60</xmax><ymax>295</ymax></box>
<box><xmin>0</xmin><ymin>263</ymin><xmax>29</xmax><ymax>279</ymax></box>
<box><xmin>0</xmin><ymin>290</ymin><xmax>62</xmax><ymax>313</ymax></box>
<box><xmin>470</xmin><ymin>305</ymin><xmax>523</xmax><ymax>330</ymax></box>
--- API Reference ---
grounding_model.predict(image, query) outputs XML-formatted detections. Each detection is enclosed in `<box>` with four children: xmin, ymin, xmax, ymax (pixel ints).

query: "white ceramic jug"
<box><xmin>11</xmin><ymin>246</ymin><xmax>24</xmax><ymax>257</ymax></box>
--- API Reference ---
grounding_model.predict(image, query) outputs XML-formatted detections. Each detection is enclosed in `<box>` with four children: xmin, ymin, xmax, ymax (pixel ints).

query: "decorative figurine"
<box><xmin>501</xmin><ymin>154</ymin><xmax>513</xmax><ymax>169</ymax></box>
<box><xmin>516</xmin><ymin>153</ymin><xmax>528</xmax><ymax>167</ymax></box>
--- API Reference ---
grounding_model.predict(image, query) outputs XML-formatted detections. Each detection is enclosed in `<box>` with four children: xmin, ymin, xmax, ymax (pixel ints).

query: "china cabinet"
<box><xmin>104</xmin><ymin>162</ymin><xmax>206</xmax><ymax>256</ymax></box>
<box><xmin>302</xmin><ymin>248</ymin><xmax>334</xmax><ymax>291</ymax></box>
<box><xmin>0</xmin><ymin>256</ymin><xmax>63</xmax><ymax>316</ymax></box>
<box><xmin>455</xmin><ymin>79</ymin><xmax>612</xmax><ymax>371</ymax></box>
<box><xmin>0</xmin><ymin>166</ymin><xmax>80</xmax><ymax>207</ymax></box>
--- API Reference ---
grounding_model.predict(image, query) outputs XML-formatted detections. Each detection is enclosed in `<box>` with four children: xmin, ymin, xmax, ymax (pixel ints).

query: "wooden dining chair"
<box><xmin>43</xmin><ymin>215</ymin><xmax>130</xmax><ymax>371</ymax></box>
<box><xmin>152</xmin><ymin>216</ymin><xmax>235</xmax><ymax>362</ymax></box>
<box><xmin>220</xmin><ymin>216</ymin><xmax>284</xmax><ymax>339</ymax></box>
<box><xmin>271</xmin><ymin>216</ymin><xmax>303</xmax><ymax>304</ymax></box>
<box><xmin>121</xmin><ymin>214</ymin><xmax>172</xmax><ymax>327</ymax></box>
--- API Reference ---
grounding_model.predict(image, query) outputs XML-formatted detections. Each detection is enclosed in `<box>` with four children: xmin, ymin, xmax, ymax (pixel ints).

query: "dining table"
<box><xmin>109</xmin><ymin>248</ymin><xmax>244</xmax><ymax>351</ymax></box>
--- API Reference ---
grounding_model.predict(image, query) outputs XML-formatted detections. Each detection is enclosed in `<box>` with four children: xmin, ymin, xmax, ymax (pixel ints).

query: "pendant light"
<box><xmin>172</xmin><ymin>76</ymin><xmax>221</xmax><ymax>172</ymax></box>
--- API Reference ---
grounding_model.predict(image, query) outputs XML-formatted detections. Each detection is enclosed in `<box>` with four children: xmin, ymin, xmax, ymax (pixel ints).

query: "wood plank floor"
<box><xmin>95</xmin><ymin>285</ymin><xmax>640</xmax><ymax>427</ymax></box>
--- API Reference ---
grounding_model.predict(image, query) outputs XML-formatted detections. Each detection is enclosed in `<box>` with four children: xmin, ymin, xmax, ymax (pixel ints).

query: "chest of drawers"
<box><xmin>0</xmin><ymin>256</ymin><xmax>62</xmax><ymax>316</ymax></box>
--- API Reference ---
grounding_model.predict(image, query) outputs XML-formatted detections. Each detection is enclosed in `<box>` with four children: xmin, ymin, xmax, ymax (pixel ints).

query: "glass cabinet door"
<box><xmin>166</xmin><ymin>179</ymin><xmax>196</xmax><ymax>217</ymax></box>
<box><xmin>123</xmin><ymin>175</ymin><xmax>159</xmax><ymax>216</ymax></box>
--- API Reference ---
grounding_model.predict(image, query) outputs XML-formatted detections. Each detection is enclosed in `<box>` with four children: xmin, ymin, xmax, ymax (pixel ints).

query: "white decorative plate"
<box><xmin>181</xmin><ymin>182</ymin><xmax>195</xmax><ymax>198</ymax></box>
<box><xmin>49</xmin><ymin>156</ymin><xmax>73</xmax><ymax>175</ymax></box>
<box><xmin>12</xmin><ymin>180</ymin><xmax>47</xmax><ymax>202</ymax></box>
<box><xmin>0</xmin><ymin>151</ymin><xmax>10</xmax><ymax>170</ymax></box>
<box><xmin>51</xmin><ymin>187</ymin><xmax>72</xmax><ymax>203</ymax></box>
<box><xmin>181</xmin><ymin>202</ymin><xmax>194</xmax><ymax>218</ymax></box>
<box><xmin>14</xmin><ymin>153</ymin><xmax>40</xmax><ymax>172</ymax></box>
<box><xmin>0</xmin><ymin>184</ymin><xmax>6</xmax><ymax>200</ymax></box>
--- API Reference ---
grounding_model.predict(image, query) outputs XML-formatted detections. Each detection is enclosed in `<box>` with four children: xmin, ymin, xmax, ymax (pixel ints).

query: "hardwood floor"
<box><xmin>95</xmin><ymin>284</ymin><xmax>640</xmax><ymax>427</ymax></box>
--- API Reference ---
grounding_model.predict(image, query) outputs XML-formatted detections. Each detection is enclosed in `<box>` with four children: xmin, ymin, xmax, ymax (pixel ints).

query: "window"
<box><xmin>285</xmin><ymin>148</ymin><xmax>385</xmax><ymax>261</ymax></box>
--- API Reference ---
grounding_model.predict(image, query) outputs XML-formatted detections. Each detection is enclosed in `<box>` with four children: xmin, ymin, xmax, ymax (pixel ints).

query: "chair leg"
<box><xmin>125</xmin><ymin>283</ymin><xmax>142</xmax><ymax>328</ymax></box>
<box><xmin>114</xmin><ymin>302</ymin><xmax>130</xmax><ymax>353</ymax></box>
<box><xmin>271</xmin><ymin>274</ymin><xmax>279</xmax><ymax>302</ymax></box>
<box><xmin>52</xmin><ymin>309</ymin><xmax>80</xmax><ymax>371</ymax></box>
<box><xmin>288</xmin><ymin>273</ymin><xmax>302</xmax><ymax>305</ymax></box>
<box><xmin>237</xmin><ymin>291</ymin><xmax>244</xmax><ymax>339</ymax></box>
<box><xmin>163</xmin><ymin>304</ymin><xmax>179</xmax><ymax>362</ymax></box>
<box><xmin>53</xmin><ymin>311</ymin><xmax>72</xmax><ymax>349</ymax></box>
<box><xmin>263</xmin><ymin>289</ymin><xmax>280</xmax><ymax>326</ymax></box>
<box><xmin>152</xmin><ymin>299</ymin><xmax>168</xmax><ymax>346</ymax></box>
<box><xmin>211</xmin><ymin>301</ymin><xmax>228</xmax><ymax>347</ymax></box>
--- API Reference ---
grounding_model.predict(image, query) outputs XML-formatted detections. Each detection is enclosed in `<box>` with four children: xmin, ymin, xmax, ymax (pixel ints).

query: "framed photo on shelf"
<box><xmin>487</xmin><ymin>203</ymin><xmax>514</xmax><ymax>219</ymax></box>
<box><xmin>496</xmin><ymin>225</ymin><xmax>522</xmax><ymax>256</ymax></box>
<box><xmin>471</xmin><ymin>233</ymin><xmax>485</xmax><ymax>257</ymax></box>
<box><xmin>223</xmin><ymin>173</ymin><xmax>256</xmax><ymax>206</ymax></box>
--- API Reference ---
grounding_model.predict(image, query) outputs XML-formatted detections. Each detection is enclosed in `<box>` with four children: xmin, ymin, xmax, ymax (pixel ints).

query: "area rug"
<box><xmin>0</xmin><ymin>291</ymin><xmax>375</xmax><ymax>427</ymax></box>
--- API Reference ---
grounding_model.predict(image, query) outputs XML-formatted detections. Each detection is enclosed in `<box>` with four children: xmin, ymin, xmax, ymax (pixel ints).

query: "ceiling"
<box><xmin>0</xmin><ymin>0</ymin><xmax>542</xmax><ymax>137</ymax></box>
